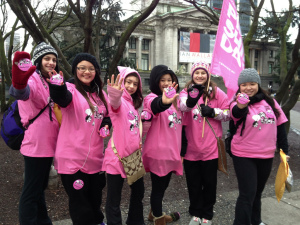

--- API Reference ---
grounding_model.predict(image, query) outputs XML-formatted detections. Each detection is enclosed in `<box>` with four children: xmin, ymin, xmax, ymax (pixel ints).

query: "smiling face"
<box><xmin>193</xmin><ymin>69</ymin><xmax>208</xmax><ymax>85</ymax></box>
<box><xmin>40</xmin><ymin>54</ymin><xmax>57</xmax><ymax>77</ymax></box>
<box><xmin>124</xmin><ymin>75</ymin><xmax>139</xmax><ymax>95</ymax></box>
<box><xmin>159</xmin><ymin>74</ymin><xmax>173</xmax><ymax>92</ymax></box>
<box><xmin>239</xmin><ymin>82</ymin><xmax>259</xmax><ymax>97</ymax></box>
<box><xmin>76</xmin><ymin>60</ymin><xmax>96</xmax><ymax>86</ymax></box>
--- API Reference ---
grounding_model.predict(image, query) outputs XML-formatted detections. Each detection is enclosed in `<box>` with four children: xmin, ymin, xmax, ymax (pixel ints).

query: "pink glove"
<box><xmin>12</xmin><ymin>51</ymin><xmax>36</xmax><ymax>89</ymax></box>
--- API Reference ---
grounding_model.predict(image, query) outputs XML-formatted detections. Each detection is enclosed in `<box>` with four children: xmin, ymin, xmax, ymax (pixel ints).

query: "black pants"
<box><xmin>184</xmin><ymin>159</ymin><xmax>218</xmax><ymax>220</ymax></box>
<box><xmin>60</xmin><ymin>171</ymin><xmax>106</xmax><ymax>225</ymax></box>
<box><xmin>150</xmin><ymin>172</ymin><xmax>172</xmax><ymax>217</ymax></box>
<box><xmin>232</xmin><ymin>156</ymin><xmax>273</xmax><ymax>225</ymax></box>
<box><xmin>19</xmin><ymin>156</ymin><xmax>53</xmax><ymax>225</ymax></box>
<box><xmin>105</xmin><ymin>174</ymin><xmax>144</xmax><ymax>225</ymax></box>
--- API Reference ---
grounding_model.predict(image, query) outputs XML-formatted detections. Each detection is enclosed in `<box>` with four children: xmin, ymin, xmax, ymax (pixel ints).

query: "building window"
<box><xmin>269</xmin><ymin>50</ymin><xmax>274</xmax><ymax>58</ymax></box>
<box><xmin>129</xmin><ymin>37</ymin><xmax>136</xmax><ymax>49</ymax></box>
<box><xmin>141</xmin><ymin>54</ymin><xmax>149</xmax><ymax>70</ymax></box>
<box><xmin>129</xmin><ymin>53</ymin><xmax>136</xmax><ymax>66</ymax></box>
<box><xmin>254</xmin><ymin>61</ymin><xmax>258</xmax><ymax>70</ymax></box>
<box><xmin>255</xmin><ymin>50</ymin><xmax>259</xmax><ymax>58</ymax></box>
<box><xmin>268</xmin><ymin>63</ymin><xmax>273</xmax><ymax>74</ymax></box>
<box><xmin>142</xmin><ymin>39</ymin><xmax>150</xmax><ymax>50</ymax></box>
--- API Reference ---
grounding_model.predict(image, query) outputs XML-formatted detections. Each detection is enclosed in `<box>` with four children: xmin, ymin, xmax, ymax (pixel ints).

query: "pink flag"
<box><xmin>210</xmin><ymin>0</ymin><xmax>245</xmax><ymax>100</ymax></box>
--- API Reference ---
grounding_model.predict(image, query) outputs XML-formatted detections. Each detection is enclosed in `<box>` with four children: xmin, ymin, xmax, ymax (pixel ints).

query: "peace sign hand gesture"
<box><xmin>107</xmin><ymin>74</ymin><xmax>124</xmax><ymax>92</ymax></box>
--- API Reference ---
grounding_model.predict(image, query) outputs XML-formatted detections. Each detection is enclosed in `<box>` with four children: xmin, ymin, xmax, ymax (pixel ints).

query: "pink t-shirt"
<box><xmin>142</xmin><ymin>93</ymin><xmax>183</xmax><ymax>177</ymax></box>
<box><xmin>54</xmin><ymin>83</ymin><xmax>108</xmax><ymax>174</ymax></box>
<box><xmin>18</xmin><ymin>72</ymin><xmax>59</xmax><ymax>157</ymax></box>
<box><xmin>179</xmin><ymin>87</ymin><xmax>229</xmax><ymax>161</ymax></box>
<box><xmin>230</xmin><ymin>99</ymin><xmax>287</xmax><ymax>158</ymax></box>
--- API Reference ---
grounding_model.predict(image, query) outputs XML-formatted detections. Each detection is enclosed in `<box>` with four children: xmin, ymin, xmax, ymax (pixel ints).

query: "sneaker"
<box><xmin>99</xmin><ymin>223</ymin><xmax>106</xmax><ymax>225</ymax></box>
<box><xmin>202</xmin><ymin>218</ymin><xmax>212</xmax><ymax>225</ymax></box>
<box><xmin>258</xmin><ymin>223</ymin><xmax>267</xmax><ymax>225</ymax></box>
<box><xmin>189</xmin><ymin>216</ymin><xmax>201</xmax><ymax>225</ymax></box>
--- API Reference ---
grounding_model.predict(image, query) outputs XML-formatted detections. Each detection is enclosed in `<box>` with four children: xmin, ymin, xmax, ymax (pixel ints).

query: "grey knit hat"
<box><xmin>238</xmin><ymin>68</ymin><xmax>261</xmax><ymax>86</ymax></box>
<box><xmin>32</xmin><ymin>42</ymin><xmax>58</xmax><ymax>71</ymax></box>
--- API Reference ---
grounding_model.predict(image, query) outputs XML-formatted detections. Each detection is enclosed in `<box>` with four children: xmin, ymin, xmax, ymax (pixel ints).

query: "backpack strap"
<box><xmin>27</xmin><ymin>103</ymin><xmax>50</xmax><ymax>127</ymax></box>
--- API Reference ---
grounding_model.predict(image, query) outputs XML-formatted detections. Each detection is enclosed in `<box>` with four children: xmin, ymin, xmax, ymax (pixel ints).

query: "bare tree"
<box><xmin>243</xmin><ymin>0</ymin><xmax>265</xmax><ymax>68</ymax></box>
<box><xmin>7</xmin><ymin>0</ymin><xmax>73</xmax><ymax>76</ymax></box>
<box><xmin>108</xmin><ymin>0</ymin><xmax>160</xmax><ymax>76</ymax></box>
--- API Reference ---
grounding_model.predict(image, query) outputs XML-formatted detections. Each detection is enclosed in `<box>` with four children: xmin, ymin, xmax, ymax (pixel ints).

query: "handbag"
<box><xmin>197</xmin><ymin>104</ymin><xmax>228</xmax><ymax>175</ymax></box>
<box><xmin>206</xmin><ymin>118</ymin><xmax>228</xmax><ymax>175</ymax></box>
<box><xmin>111</xmin><ymin>119</ymin><xmax>146</xmax><ymax>185</ymax></box>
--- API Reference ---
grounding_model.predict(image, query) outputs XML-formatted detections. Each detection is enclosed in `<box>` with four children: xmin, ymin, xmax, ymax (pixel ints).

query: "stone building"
<box><xmin>119</xmin><ymin>0</ymin><xmax>279</xmax><ymax>83</ymax></box>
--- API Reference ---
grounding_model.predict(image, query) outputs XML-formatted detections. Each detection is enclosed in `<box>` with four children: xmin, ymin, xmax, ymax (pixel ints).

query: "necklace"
<box><xmin>38</xmin><ymin>70</ymin><xmax>48</xmax><ymax>89</ymax></box>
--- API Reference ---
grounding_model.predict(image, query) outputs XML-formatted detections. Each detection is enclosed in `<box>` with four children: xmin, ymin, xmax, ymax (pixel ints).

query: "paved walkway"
<box><xmin>53</xmin><ymin>109</ymin><xmax>300</xmax><ymax>225</ymax></box>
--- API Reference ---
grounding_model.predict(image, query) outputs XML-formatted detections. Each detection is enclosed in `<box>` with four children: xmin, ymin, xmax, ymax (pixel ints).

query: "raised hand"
<box><xmin>186</xmin><ymin>84</ymin><xmax>205</xmax><ymax>108</ymax></box>
<box><xmin>162</xmin><ymin>82</ymin><xmax>179</xmax><ymax>105</ymax></box>
<box><xmin>12</xmin><ymin>51</ymin><xmax>36</xmax><ymax>89</ymax></box>
<box><xmin>46</xmin><ymin>71</ymin><xmax>64</xmax><ymax>86</ymax></box>
<box><xmin>107</xmin><ymin>74</ymin><xmax>124</xmax><ymax>91</ymax></box>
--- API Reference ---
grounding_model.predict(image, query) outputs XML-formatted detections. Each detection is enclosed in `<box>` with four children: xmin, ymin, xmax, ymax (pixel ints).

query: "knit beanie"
<box><xmin>191</xmin><ymin>62</ymin><xmax>210</xmax><ymax>78</ymax></box>
<box><xmin>32</xmin><ymin>42</ymin><xmax>58</xmax><ymax>71</ymax></box>
<box><xmin>72</xmin><ymin>53</ymin><xmax>100</xmax><ymax>75</ymax></box>
<box><xmin>238</xmin><ymin>68</ymin><xmax>261</xmax><ymax>86</ymax></box>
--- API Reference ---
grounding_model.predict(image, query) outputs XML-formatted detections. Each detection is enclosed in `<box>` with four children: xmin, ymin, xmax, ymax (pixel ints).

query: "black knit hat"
<box><xmin>149</xmin><ymin>65</ymin><xmax>179</xmax><ymax>95</ymax></box>
<box><xmin>32</xmin><ymin>42</ymin><xmax>58</xmax><ymax>72</ymax></box>
<box><xmin>72</xmin><ymin>53</ymin><xmax>100</xmax><ymax>75</ymax></box>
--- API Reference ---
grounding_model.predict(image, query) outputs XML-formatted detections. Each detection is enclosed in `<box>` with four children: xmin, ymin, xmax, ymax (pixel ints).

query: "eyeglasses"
<box><xmin>77</xmin><ymin>67</ymin><xmax>96</xmax><ymax>73</ymax></box>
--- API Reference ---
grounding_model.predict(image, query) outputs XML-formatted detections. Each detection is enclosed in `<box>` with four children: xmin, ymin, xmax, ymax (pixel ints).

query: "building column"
<box><xmin>150</xmin><ymin>39</ymin><xmax>154</xmax><ymax>70</ymax></box>
<box><xmin>124</xmin><ymin>42</ymin><xmax>129</xmax><ymax>58</ymax></box>
<box><xmin>137</xmin><ymin>36</ymin><xmax>143</xmax><ymax>70</ymax></box>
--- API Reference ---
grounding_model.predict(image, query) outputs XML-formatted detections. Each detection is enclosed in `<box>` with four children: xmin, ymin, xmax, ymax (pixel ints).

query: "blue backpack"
<box><xmin>1</xmin><ymin>100</ymin><xmax>49</xmax><ymax>150</ymax></box>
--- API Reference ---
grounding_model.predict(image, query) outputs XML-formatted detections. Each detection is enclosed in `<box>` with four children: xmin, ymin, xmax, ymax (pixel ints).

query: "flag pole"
<box><xmin>202</xmin><ymin>73</ymin><xmax>211</xmax><ymax>138</ymax></box>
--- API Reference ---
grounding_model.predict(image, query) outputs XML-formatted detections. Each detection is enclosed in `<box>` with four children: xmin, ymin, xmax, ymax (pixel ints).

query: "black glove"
<box><xmin>200</xmin><ymin>104</ymin><xmax>215</xmax><ymax>118</ymax></box>
<box><xmin>186</xmin><ymin>84</ymin><xmax>205</xmax><ymax>108</ymax></box>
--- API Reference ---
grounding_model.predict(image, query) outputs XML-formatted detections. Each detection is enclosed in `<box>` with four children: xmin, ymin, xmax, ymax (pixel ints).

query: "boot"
<box><xmin>154</xmin><ymin>213</ymin><xmax>166</xmax><ymax>225</ymax></box>
<box><xmin>165</xmin><ymin>212</ymin><xmax>180</xmax><ymax>223</ymax></box>
<box><xmin>148</xmin><ymin>209</ymin><xmax>180</xmax><ymax>223</ymax></box>
<box><xmin>148</xmin><ymin>209</ymin><xmax>154</xmax><ymax>221</ymax></box>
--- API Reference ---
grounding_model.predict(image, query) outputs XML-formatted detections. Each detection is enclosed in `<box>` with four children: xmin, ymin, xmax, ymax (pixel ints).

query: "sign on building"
<box><xmin>179</xmin><ymin>31</ymin><xmax>216</xmax><ymax>63</ymax></box>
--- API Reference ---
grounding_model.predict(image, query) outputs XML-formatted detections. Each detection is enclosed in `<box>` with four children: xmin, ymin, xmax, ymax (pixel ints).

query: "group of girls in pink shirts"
<box><xmin>11</xmin><ymin>42</ymin><xmax>289</xmax><ymax>225</ymax></box>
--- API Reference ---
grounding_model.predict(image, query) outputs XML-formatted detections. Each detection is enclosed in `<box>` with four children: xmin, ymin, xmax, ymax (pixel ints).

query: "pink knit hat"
<box><xmin>191</xmin><ymin>62</ymin><xmax>210</xmax><ymax>78</ymax></box>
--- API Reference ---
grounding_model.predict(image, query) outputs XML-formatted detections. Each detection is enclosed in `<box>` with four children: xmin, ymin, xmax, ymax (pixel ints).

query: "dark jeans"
<box><xmin>61</xmin><ymin>171</ymin><xmax>106</xmax><ymax>225</ymax></box>
<box><xmin>184</xmin><ymin>159</ymin><xmax>218</xmax><ymax>220</ymax></box>
<box><xmin>105</xmin><ymin>174</ymin><xmax>144</xmax><ymax>225</ymax></box>
<box><xmin>150</xmin><ymin>172</ymin><xmax>172</xmax><ymax>217</ymax></box>
<box><xmin>232</xmin><ymin>156</ymin><xmax>273</xmax><ymax>225</ymax></box>
<box><xmin>19</xmin><ymin>156</ymin><xmax>53</xmax><ymax>225</ymax></box>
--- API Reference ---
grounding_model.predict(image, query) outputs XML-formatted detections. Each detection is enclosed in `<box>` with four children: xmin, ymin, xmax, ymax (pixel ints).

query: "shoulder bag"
<box><xmin>111</xmin><ymin>118</ymin><xmax>146</xmax><ymax>185</ymax></box>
